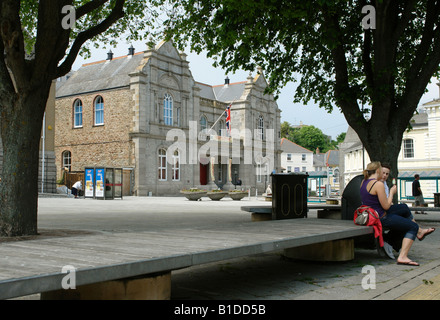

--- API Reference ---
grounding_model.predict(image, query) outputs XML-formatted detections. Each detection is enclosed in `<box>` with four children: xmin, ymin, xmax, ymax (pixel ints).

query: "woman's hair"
<box><xmin>363</xmin><ymin>161</ymin><xmax>382</xmax><ymax>180</ymax></box>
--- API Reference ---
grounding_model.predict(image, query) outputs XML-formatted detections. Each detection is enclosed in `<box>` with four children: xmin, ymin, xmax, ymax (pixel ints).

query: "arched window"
<box><xmin>257</xmin><ymin>115</ymin><xmax>264</xmax><ymax>140</ymax></box>
<box><xmin>94</xmin><ymin>96</ymin><xmax>104</xmax><ymax>125</ymax></box>
<box><xmin>403</xmin><ymin>139</ymin><xmax>414</xmax><ymax>158</ymax></box>
<box><xmin>200</xmin><ymin>115</ymin><xmax>207</xmax><ymax>131</ymax></box>
<box><xmin>62</xmin><ymin>151</ymin><xmax>71</xmax><ymax>172</ymax></box>
<box><xmin>218</xmin><ymin>120</ymin><xmax>225</xmax><ymax>136</ymax></box>
<box><xmin>164</xmin><ymin>93</ymin><xmax>173</xmax><ymax>126</ymax></box>
<box><xmin>172</xmin><ymin>150</ymin><xmax>180</xmax><ymax>181</ymax></box>
<box><xmin>73</xmin><ymin>99</ymin><xmax>83</xmax><ymax>128</ymax></box>
<box><xmin>158</xmin><ymin>148</ymin><xmax>167</xmax><ymax>181</ymax></box>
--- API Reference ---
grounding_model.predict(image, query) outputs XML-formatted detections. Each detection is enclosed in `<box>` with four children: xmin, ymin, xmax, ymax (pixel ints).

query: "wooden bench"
<box><xmin>0</xmin><ymin>218</ymin><xmax>373</xmax><ymax>300</ymax></box>
<box><xmin>241</xmin><ymin>204</ymin><xmax>344</xmax><ymax>220</ymax></box>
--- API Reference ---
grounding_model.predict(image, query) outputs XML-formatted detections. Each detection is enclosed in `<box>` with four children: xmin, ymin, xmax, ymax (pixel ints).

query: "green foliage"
<box><xmin>163</xmin><ymin>0</ymin><xmax>440</xmax><ymax>141</ymax></box>
<box><xmin>281</xmin><ymin>121</ymin><xmax>341</xmax><ymax>153</ymax></box>
<box><xmin>15</xmin><ymin>0</ymin><xmax>165</xmax><ymax>74</ymax></box>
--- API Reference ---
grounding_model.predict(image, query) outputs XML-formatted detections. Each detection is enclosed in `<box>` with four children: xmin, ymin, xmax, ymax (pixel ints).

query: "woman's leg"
<box><xmin>397</xmin><ymin>238</ymin><xmax>418</xmax><ymax>265</ymax></box>
<box><xmin>381</xmin><ymin>213</ymin><xmax>419</xmax><ymax>264</ymax></box>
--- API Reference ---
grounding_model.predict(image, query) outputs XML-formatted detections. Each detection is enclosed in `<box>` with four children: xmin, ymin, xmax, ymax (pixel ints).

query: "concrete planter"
<box><xmin>180</xmin><ymin>190</ymin><xmax>207</xmax><ymax>201</ymax></box>
<box><xmin>229</xmin><ymin>191</ymin><xmax>248</xmax><ymax>201</ymax></box>
<box><xmin>207</xmin><ymin>191</ymin><xmax>228</xmax><ymax>201</ymax></box>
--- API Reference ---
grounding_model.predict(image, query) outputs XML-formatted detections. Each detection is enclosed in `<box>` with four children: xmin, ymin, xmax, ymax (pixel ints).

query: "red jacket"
<box><xmin>354</xmin><ymin>206</ymin><xmax>384</xmax><ymax>247</ymax></box>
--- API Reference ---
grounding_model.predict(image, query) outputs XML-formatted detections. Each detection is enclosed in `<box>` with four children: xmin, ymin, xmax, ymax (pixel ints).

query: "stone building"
<box><xmin>55</xmin><ymin>41</ymin><xmax>281</xmax><ymax>196</ymax></box>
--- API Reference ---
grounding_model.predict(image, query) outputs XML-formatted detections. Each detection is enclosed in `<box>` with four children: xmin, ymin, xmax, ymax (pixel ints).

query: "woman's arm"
<box><xmin>375</xmin><ymin>181</ymin><xmax>394</xmax><ymax>210</ymax></box>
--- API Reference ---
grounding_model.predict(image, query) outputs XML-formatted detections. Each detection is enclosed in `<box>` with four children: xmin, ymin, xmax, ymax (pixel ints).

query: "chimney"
<box><xmin>224</xmin><ymin>76</ymin><xmax>230</xmax><ymax>85</ymax></box>
<box><xmin>128</xmin><ymin>45</ymin><xmax>135</xmax><ymax>56</ymax></box>
<box><xmin>107</xmin><ymin>50</ymin><xmax>113</xmax><ymax>61</ymax></box>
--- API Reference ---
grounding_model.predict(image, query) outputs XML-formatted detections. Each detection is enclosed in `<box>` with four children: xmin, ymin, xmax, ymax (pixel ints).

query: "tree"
<box><xmin>164</xmin><ymin>0</ymin><xmax>440</xmax><ymax>190</ymax></box>
<box><xmin>0</xmin><ymin>0</ymin><xmax>161</xmax><ymax>236</ymax></box>
<box><xmin>294</xmin><ymin>126</ymin><xmax>329</xmax><ymax>153</ymax></box>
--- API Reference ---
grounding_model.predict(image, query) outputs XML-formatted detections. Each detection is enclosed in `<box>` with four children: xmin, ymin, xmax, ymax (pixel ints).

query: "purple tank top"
<box><xmin>360</xmin><ymin>178</ymin><xmax>385</xmax><ymax>217</ymax></box>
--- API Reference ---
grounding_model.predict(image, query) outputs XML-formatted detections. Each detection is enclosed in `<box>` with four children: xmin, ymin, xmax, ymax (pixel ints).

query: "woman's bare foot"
<box><xmin>417</xmin><ymin>227</ymin><xmax>436</xmax><ymax>241</ymax></box>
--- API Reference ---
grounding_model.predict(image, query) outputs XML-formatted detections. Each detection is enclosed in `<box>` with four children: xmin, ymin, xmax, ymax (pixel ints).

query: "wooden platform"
<box><xmin>0</xmin><ymin>218</ymin><xmax>372</xmax><ymax>299</ymax></box>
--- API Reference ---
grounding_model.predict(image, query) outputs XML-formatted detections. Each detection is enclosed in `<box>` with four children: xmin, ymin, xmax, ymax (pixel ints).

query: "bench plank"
<box><xmin>0</xmin><ymin>218</ymin><xmax>372</xmax><ymax>299</ymax></box>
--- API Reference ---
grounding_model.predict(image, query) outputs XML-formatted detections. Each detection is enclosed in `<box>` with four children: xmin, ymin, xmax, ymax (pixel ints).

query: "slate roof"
<box><xmin>280</xmin><ymin>138</ymin><xmax>313</xmax><ymax>153</ymax></box>
<box><xmin>56</xmin><ymin>52</ymin><xmax>145</xmax><ymax>98</ymax></box>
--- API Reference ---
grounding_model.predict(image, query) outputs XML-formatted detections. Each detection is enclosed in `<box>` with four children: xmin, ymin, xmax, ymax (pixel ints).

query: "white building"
<box><xmin>280</xmin><ymin>138</ymin><xmax>313</xmax><ymax>173</ymax></box>
<box><xmin>339</xmin><ymin>94</ymin><xmax>440</xmax><ymax>200</ymax></box>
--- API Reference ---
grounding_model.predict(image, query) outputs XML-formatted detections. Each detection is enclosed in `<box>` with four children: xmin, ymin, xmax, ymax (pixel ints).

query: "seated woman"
<box><xmin>360</xmin><ymin>162</ymin><xmax>435</xmax><ymax>266</ymax></box>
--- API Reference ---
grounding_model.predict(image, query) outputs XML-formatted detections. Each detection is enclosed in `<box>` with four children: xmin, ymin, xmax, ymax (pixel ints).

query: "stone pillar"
<box><xmin>283</xmin><ymin>239</ymin><xmax>354</xmax><ymax>262</ymax></box>
<box><xmin>222</xmin><ymin>158</ymin><xmax>234</xmax><ymax>190</ymax></box>
<box><xmin>41</xmin><ymin>272</ymin><xmax>171</xmax><ymax>300</ymax></box>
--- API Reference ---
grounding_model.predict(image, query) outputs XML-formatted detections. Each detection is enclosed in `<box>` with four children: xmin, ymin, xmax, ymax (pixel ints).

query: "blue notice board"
<box><xmin>95</xmin><ymin>168</ymin><xmax>105</xmax><ymax>198</ymax></box>
<box><xmin>85</xmin><ymin>168</ymin><xmax>94</xmax><ymax>198</ymax></box>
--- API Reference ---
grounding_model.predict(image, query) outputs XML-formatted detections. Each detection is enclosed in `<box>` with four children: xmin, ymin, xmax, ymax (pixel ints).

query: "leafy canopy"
<box><xmin>163</xmin><ymin>0</ymin><xmax>440</xmax><ymax>116</ymax></box>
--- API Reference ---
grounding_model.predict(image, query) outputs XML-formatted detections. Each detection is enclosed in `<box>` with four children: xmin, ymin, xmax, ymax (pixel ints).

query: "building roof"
<box><xmin>280</xmin><ymin>138</ymin><xmax>313</xmax><ymax>153</ymax></box>
<box><xmin>195</xmin><ymin>80</ymin><xmax>247</xmax><ymax>103</ymax></box>
<box><xmin>56</xmin><ymin>52</ymin><xmax>146</xmax><ymax>98</ymax></box>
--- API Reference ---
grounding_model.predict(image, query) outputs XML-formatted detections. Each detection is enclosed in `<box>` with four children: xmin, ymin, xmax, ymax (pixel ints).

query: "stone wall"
<box><xmin>55</xmin><ymin>88</ymin><xmax>134</xmax><ymax>181</ymax></box>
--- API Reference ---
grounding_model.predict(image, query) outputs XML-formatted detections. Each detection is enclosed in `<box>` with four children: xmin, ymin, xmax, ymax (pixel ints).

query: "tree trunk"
<box><xmin>0</xmin><ymin>91</ymin><xmax>48</xmax><ymax>237</ymax></box>
<box><xmin>361</xmin><ymin>124</ymin><xmax>402</xmax><ymax>203</ymax></box>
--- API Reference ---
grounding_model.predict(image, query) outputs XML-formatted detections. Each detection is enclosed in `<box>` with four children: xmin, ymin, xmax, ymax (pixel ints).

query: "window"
<box><xmin>73</xmin><ymin>99</ymin><xmax>83</xmax><ymax>127</ymax></box>
<box><xmin>172</xmin><ymin>150</ymin><xmax>180</xmax><ymax>181</ymax></box>
<box><xmin>257</xmin><ymin>116</ymin><xmax>264</xmax><ymax>140</ymax></box>
<box><xmin>158</xmin><ymin>148</ymin><xmax>167</xmax><ymax>181</ymax></box>
<box><xmin>176</xmin><ymin>107</ymin><xmax>181</xmax><ymax>127</ymax></box>
<box><xmin>94</xmin><ymin>96</ymin><xmax>104</xmax><ymax>125</ymax></box>
<box><xmin>164</xmin><ymin>93</ymin><xmax>173</xmax><ymax>126</ymax></box>
<box><xmin>218</xmin><ymin>120</ymin><xmax>225</xmax><ymax>136</ymax></box>
<box><xmin>287</xmin><ymin>166</ymin><xmax>292</xmax><ymax>173</ymax></box>
<box><xmin>62</xmin><ymin>151</ymin><xmax>71</xmax><ymax>172</ymax></box>
<box><xmin>256</xmin><ymin>162</ymin><xmax>262</xmax><ymax>182</ymax></box>
<box><xmin>287</xmin><ymin>153</ymin><xmax>292</xmax><ymax>161</ymax></box>
<box><xmin>302</xmin><ymin>154</ymin><xmax>306</xmax><ymax>161</ymax></box>
<box><xmin>200</xmin><ymin>115</ymin><xmax>207</xmax><ymax>131</ymax></box>
<box><xmin>403</xmin><ymin>139</ymin><xmax>414</xmax><ymax>158</ymax></box>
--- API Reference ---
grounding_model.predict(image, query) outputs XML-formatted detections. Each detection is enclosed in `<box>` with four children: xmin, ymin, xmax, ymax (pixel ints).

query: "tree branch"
<box><xmin>390</xmin><ymin>0</ymin><xmax>417</xmax><ymax>49</ymax></box>
<box><xmin>0</xmin><ymin>0</ymin><xmax>29</xmax><ymax>91</ymax></box>
<box><xmin>55</xmin><ymin>0</ymin><xmax>126</xmax><ymax>78</ymax></box>
<box><xmin>404</xmin><ymin>0</ymin><xmax>440</xmax><ymax>90</ymax></box>
<box><xmin>76</xmin><ymin>0</ymin><xmax>111</xmax><ymax>20</ymax></box>
<box><xmin>321</xmin><ymin>8</ymin><xmax>366</xmax><ymax>137</ymax></box>
<box><xmin>0</xmin><ymin>30</ymin><xmax>17</xmax><ymax>106</ymax></box>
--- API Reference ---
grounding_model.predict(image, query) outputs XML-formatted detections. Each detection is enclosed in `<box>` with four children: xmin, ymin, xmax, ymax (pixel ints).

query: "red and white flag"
<box><xmin>225</xmin><ymin>104</ymin><xmax>231</xmax><ymax>133</ymax></box>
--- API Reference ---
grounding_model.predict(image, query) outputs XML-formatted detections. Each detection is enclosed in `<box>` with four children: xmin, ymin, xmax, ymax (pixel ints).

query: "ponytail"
<box><xmin>363</xmin><ymin>162</ymin><xmax>382</xmax><ymax>180</ymax></box>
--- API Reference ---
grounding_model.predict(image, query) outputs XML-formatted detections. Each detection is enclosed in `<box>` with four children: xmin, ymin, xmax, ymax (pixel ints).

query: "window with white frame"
<box><xmin>62</xmin><ymin>151</ymin><xmax>71</xmax><ymax>172</ymax></box>
<box><xmin>164</xmin><ymin>93</ymin><xmax>173</xmax><ymax>126</ymax></box>
<box><xmin>200</xmin><ymin>115</ymin><xmax>207</xmax><ymax>131</ymax></box>
<box><xmin>94</xmin><ymin>96</ymin><xmax>104</xmax><ymax>125</ymax></box>
<box><xmin>257</xmin><ymin>116</ymin><xmax>264</xmax><ymax>140</ymax></box>
<box><xmin>172</xmin><ymin>150</ymin><xmax>180</xmax><ymax>181</ymax></box>
<box><xmin>302</xmin><ymin>154</ymin><xmax>306</xmax><ymax>161</ymax></box>
<box><xmin>73</xmin><ymin>99</ymin><xmax>83</xmax><ymax>128</ymax></box>
<box><xmin>403</xmin><ymin>139</ymin><xmax>414</xmax><ymax>158</ymax></box>
<box><xmin>158</xmin><ymin>148</ymin><xmax>167</xmax><ymax>181</ymax></box>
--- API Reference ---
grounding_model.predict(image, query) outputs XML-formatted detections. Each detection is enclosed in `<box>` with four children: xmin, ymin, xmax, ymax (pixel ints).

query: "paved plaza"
<box><xmin>11</xmin><ymin>195</ymin><xmax>440</xmax><ymax>299</ymax></box>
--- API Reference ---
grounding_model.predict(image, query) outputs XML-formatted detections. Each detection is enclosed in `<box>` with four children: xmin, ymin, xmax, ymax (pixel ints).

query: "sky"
<box><xmin>72</xmin><ymin>41</ymin><xmax>440</xmax><ymax>141</ymax></box>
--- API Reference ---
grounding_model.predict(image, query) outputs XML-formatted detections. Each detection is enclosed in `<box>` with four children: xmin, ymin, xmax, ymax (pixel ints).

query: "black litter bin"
<box><xmin>271</xmin><ymin>173</ymin><xmax>308</xmax><ymax>220</ymax></box>
<box><xmin>434</xmin><ymin>193</ymin><xmax>440</xmax><ymax>207</ymax></box>
<box><xmin>341</xmin><ymin>174</ymin><xmax>363</xmax><ymax>220</ymax></box>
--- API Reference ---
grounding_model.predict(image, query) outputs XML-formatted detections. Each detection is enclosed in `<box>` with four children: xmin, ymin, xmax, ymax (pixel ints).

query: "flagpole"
<box><xmin>209</xmin><ymin>98</ymin><xmax>238</xmax><ymax>131</ymax></box>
